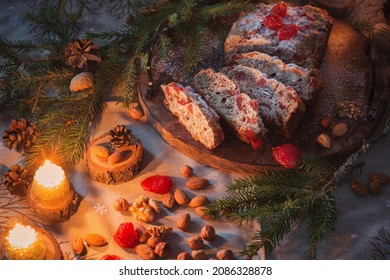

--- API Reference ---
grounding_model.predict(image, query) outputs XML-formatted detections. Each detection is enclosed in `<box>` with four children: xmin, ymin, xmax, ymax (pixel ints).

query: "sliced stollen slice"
<box><xmin>192</xmin><ymin>68</ymin><xmax>267</xmax><ymax>149</ymax></box>
<box><xmin>161</xmin><ymin>82</ymin><xmax>224</xmax><ymax>150</ymax></box>
<box><xmin>221</xmin><ymin>64</ymin><xmax>306</xmax><ymax>139</ymax></box>
<box><xmin>226</xmin><ymin>51</ymin><xmax>322</xmax><ymax>102</ymax></box>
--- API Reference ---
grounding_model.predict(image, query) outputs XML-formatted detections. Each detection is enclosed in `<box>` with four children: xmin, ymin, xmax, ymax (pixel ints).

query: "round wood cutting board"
<box><xmin>138</xmin><ymin>19</ymin><xmax>387</xmax><ymax>174</ymax></box>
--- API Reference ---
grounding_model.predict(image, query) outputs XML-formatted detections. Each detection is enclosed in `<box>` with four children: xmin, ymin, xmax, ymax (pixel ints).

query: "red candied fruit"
<box><xmin>277</xmin><ymin>24</ymin><xmax>299</xmax><ymax>40</ymax></box>
<box><xmin>141</xmin><ymin>175</ymin><xmax>173</xmax><ymax>194</ymax></box>
<box><xmin>114</xmin><ymin>222</ymin><xmax>138</xmax><ymax>249</ymax></box>
<box><xmin>101</xmin><ymin>254</ymin><xmax>121</xmax><ymax>260</ymax></box>
<box><xmin>272</xmin><ymin>143</ymin><xmax>302</xmax><ymax>169</ymax></box>
<box><xmin>264</xmin><ymin>13</ymin><xmax>284</xmax><ymax>30</ymax></box>
<box><xmin>271</xmin><ymin>2</ymin><xmax>288</xmax><ymax>18</ymax></box>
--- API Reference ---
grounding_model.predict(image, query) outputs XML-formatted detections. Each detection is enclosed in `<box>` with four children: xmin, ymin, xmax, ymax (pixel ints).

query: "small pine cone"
<box><xmin>109</xmin><ymin>125</ymin><xmax>133</xmax><ymax>148</ymax></box>
<box><xmin>3</xmin><ymin>164</ymin><xmax>33</xmax><ymax>197</ymax></box>
<box><xmin>3</xmin><ymin>118</ymin><xmax>38</xmax><ymax>153</ymax></box>
<box><xmin>65</xmin><ymin>38</ymin><xmax>102</xmax><ymax>69</ymax></box>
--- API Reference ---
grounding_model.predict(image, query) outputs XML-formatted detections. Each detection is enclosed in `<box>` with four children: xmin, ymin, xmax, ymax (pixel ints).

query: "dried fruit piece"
<box><xmin>101</xmin><ymin>254</ymin><xmax>121</xmax><ymax>260</ymax></box>
<box><xmin>114</xmin><ymin>222</ymin><xmax>138</xmax><ymax>248</ymax></box>
<box><xmin>84</xmin><ymin>233</ymin><xmax>107</xmax><ymax>247</ymax></box>
<box><xmin>200</xmin><ymin>225</ymin><xmax>216</xmax><ymax>241</ymax></box>
<box><xmin>272</xmin><ymin>143</ymin><xmax>302</xmax><ymax>169</ymax></box>
<box><xmin>180</xmin><ymin>165</ymin><xmax>193</xmax><ymax>178</ymax></box>
<box><xmin>72</xmin><ymin>237</ymin><xmax>85</xmax><ymax>255</ymax></box>
<box><xmin>370</xmin><ymin>172</ymin><xmax>389</xmax><ymax>185</ymax></box>
<box><xmin>332</xmin><ymin>123</ymin><xmax>348</xmax><ymax>138</ymax></box>
<box><xmin>135</xmin><ymin>244</ymin><xmax>155</xmax><ymax>260</ymax></box>
<box><xmin>350</xmin><ymin>180</ymin><xmax>369</xmax><ymax>197</ymax></box>
<box><xmin>271</xmin><ymin>2</ymin><xmax>288</xmax><ymax>17</ymax></box>
<box><xmin>320</xmin><ymin>115</ymin><xmax>333</xmax><ymax>128</ymax></box>
<box><xmin>316</xmin><ymin>133</ymin><xmax>331</xmax><ymax>149</ymax></box>
<box><xmin>264</xmin><ymin>13</ymin><xmax>284</xmax><ymax>30</ymax></box>
<box><xmin>278</xmin><ymin>24</ymin><xmax>299</xmax><ymax>40</ymax></box>
<box><xmin>141</xmin><ymin>175</ymin><xmax>173</xmax><ymax>194</ymax></box>
<box><xmin>186</xmin><ymin>177</ymin><xmax>209</xmax><ymax>190</ymax></box>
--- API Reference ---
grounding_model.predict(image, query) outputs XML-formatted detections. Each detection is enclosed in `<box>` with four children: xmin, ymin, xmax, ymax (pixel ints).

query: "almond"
<box><xmin>177</xmin><ymin>213</ymin><xmax>191</xmax><ymax>232</ymax></box>
<box><xmin>174</xmin><ymin>189</ymin><xmax>190</xmax><ymax>205</ymax></box>
<box><xmin>135</xmin><ymin>244</ymin><xmax>156</xmax><ymax>260</ymax></box>
<box><xmin>72</xmin><ymin>236</ymin><xmax>85</xmax><ymax>255</ymax></box>
<box><xmin>188</xmin><ymin>195</ymin><xmax>209</xmax><ymax>208</ymax></box>
<box><xmin>316</xmin><ymin>133</ymin><xmax>331</xmax><ymax>148</ymax></box>
<box><xmin>147</xmin><ymin>236</ymin><xmax>164</xmax><ymax>248</ymax></box>
<box><xmin>332</xmin><ymin>123</ymin><xmax>348</xmax><ymax>137</ymax></box>
<box><xmin>136</xmin><ymin>225</ymin><xmax>150</xmax><ymax>243</ymax></box>
<box><xmin>107</xmin><ymin>151</ymin><xmax>126</xmax><ymax>164</ymax></box>
<box><xmin>186</xmin><ymin>177</ymin><xmax>209</xmax><ymax>190</ymax></box>
<box><xmin>370</xmin><ymin>172</ymin><xmax>389</xmax><ymax>185</ymax></box>
<box><xmin>195</xmin><ymin>206</ymin><xmax>211</xmax><ymax>221</ymax></box>
<box><xmin>90</xmin><ymin>145</ymin><xmax>109</xmax><ymax>159</ymax></box>
<box><xmin>200</xmin><ymin>225</ymin><xmax>216</xmax><ymax>241</ymax></box>
<box><xmin>154</xmin><ymin>241</ymin><xmax>170</xmax><ymax>258</ymax></box>
<box><xmin>129</xmin><ymin>105</ymin><xmax>144</xmax><ymax>120</ymax></box>
<box><xmin>350</xmin><ymin>180</ymin><xmax>369</xmax><ymax>196</ymax></box>
<box><xmin>162</xmin><ymin>192</ymin><xmax>176</xmax><ymax>208</ymax></box>
<box><xmin>84</xmin><ymin>233</ymin><xmax>107</xmax><ymax>247</ymax></box>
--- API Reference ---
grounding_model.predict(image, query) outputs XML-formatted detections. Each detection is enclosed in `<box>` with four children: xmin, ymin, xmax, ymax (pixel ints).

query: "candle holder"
<box><xmin>1</xmin><ymin>224</ymin><xmax>63</xmax><ymax>260</ymax></box>
<box><xmin>27</xmin><ymin>160</ymin><xmax>81</xmax><ymax>226</ymax></box>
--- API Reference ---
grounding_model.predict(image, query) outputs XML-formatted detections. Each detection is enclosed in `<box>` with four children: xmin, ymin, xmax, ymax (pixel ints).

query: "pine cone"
<box><xmin>3</xmin><ymin>164</ymin><xmax>33</xmax><ymax>197</ymax></box>
<box><xmin>3</xmin><ymin>118</ymin><xmax>38</xmax><ymax>153</ymax></box>
<box><xmin>109</xmin><ymin>125</ymin><xmax>132</xmax><ymax>148</ymax></box>
<box><xmin>65</xmin><ymin>39</ymin><xmax>102</xmax><ymax>69</ymax></box>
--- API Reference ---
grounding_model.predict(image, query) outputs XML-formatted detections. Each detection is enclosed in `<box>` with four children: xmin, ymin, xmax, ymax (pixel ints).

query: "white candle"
<box><xmin>5</xmin><ymin>223</ymin><xmax>46</xmax><ymax>260</ymax></box>
<box><xmin>31</xmin><ymin>160</ymin><xmax>70</xmax><ymax>202</ymax></box>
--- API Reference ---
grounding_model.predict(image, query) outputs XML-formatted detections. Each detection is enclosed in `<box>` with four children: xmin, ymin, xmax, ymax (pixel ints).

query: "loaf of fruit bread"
<box><xmin>192</xmin><ymin>69</ymin><xmax>267</xmax><ymax>149</ymax></box>
<box><xmin>227</xmin><ymin>51</ymin><xmax>322</xmax><ymax>102</ymax></box>
<box><xmin>161</xmin><ymin>82</ymin><xmax>225</xmax><ymax>150</ymax></box>
<box><xmin>224</xmin><ymin>2</ymin><xmax>333</xmax><ymax>69</ymax></box>
<box><xmin>221</xmin><ymin>64</ymin><xmax>306</xmax><ymax>139</ymax></box>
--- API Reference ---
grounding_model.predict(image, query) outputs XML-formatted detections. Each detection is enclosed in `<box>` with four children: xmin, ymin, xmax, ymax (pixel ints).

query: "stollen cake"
<box><xmin>221</xmin><ymin>64</ymin><xmax>306</xmax><ymax>139</ymax></box>
<box><xmin>227</xmin><ymin>51</ymin><xmax>322</xmax><ymax>102</ymax></box>
<box><xmin>161</xmin><ymin>82</ymin><xmax>224</xmax><ymax>150</ymax></box>
<box><xmin>192</xmin><ymin>69</ymin><xmax>267</xmax><ymax>149</ymax></box>
<box><xmin>224</xmin><ymin>2</ymin><xmax>333</xmax><ymax>69</ymax></box>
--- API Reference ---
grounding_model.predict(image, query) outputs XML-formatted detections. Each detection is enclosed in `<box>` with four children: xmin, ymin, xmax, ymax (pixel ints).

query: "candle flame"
<box><xmin>6</xmin><ymin>223</ymin><xmax>37</xmax><ymax>248</ymax></box>
<box><xmin>34</xmin><ymin>159</ymin><xmax>65</xmax><ymax>188</ymax></box>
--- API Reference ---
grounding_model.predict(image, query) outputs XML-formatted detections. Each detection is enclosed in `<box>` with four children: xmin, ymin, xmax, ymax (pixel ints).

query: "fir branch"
<box><xmin>370</xmin><ymin>224</ymin><xmax>390</xmax><ymax>260</ymax></box>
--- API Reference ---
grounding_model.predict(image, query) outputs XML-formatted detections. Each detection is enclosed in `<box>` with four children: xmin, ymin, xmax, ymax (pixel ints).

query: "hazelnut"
<box><xmin>191</xmin><ymin>249</ymin><xmax>207</xmax><ymax>260</ymax></box>
<box><xmin>216</xmin><ymin>249</ymin><xmax>234</xmax><ymax>260</ymax></box>
<box><xmin>113</xmin><ymin>197</ymin><xmax>129</xmax><ymax>212</ymax></box>
<box><xmin>188</xmin><ymin>236</ymin><xmax>204</xmax><ymax>250</ymax></box>
<box><xmin>177</xmin><ymin>213</ymin><xmax>191</xmax><ymax>232</ymax></box>
<box><xmin>162</xmin><ymin>192</ymin><xmax>176</xmax><ymax>208</ymax></box>
<box><xmin>180</xmin><ymin>165</ymin><xmax>193</xmax><ymax>178</ymax></box>
<box><xmin>200</xmin><ymin>225</ymin><xmax>216</xmax><ymax>241</ymax></box>
<box><xmin>177</xmin><ymin>252</ymin><xmax>193</xmax><ymax>260</ymax></box>
<box><xmin>154</xmin><ymin>242</ymin><xmax>171</xmax><ymax>258</ymax></box>
<box><xmin>147</xmin><ymin>236</ymin><xmax>164</xmax><ymax>248</ymax></box>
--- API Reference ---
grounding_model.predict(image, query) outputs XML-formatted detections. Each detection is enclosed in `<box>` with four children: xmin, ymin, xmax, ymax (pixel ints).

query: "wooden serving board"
<box><xmin>138</xmin><ymin>19</ymin><xmax>387</xmax><ymax>174</ymax></box>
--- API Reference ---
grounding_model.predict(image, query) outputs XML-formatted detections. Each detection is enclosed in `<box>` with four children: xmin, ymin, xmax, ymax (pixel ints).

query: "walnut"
<box><xmin>128</xmin><ymin>195</ymin><xmax>161</xmax><ymax>222</ymax></box>
<box><xmin>146</xmin><ymin>225</ymin><xmax>173</xmax><ymax>237</ymax></box>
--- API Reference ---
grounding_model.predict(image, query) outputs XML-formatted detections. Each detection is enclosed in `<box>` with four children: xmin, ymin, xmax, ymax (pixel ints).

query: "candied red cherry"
<box><xmin>278</xmin><ymin>24</ymin><xmax>299</xmax><ymax>40</ymax></box>
<box><xmin>271</xmin><ymin>2</ymin><xmax>288</xmax><ymax>18</ymax></box>
<box><xmin>264</xmin><ymin>13</ymin><xmax>284</xmax><ymax>30</ymax></box>
<box><xmin>101</xmin><ymin>254</ymin><xmax>121</xmax><ymax>260</ymax></box>
<box><xmin>272</xmin><ymin>143</ymin><xmax>302</xmax><ymax>169</ymax></box>
<box><xmin>141</xmin><ymin>175</ymin><xmax>173</xmax><ymax>194</ymax></box>
<box><xmin>114</xmin><ymin>222</ymin><xmax>138</xmax><ymax>249</ymax></box>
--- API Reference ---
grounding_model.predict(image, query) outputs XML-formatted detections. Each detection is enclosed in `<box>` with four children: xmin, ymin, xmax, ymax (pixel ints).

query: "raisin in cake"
<box><xmin>227</xmin><ymin>51</ymin><xmax>322</xmax><ymax>102</ymax></box>
<box><xmin>192</xmin><ymin>69</ymin><xmax>267</xmax><ymax>149</ymax></box>
<box><xmin>221</xmin><ymin>64</ymin><xmax>306</xmax><ymax>139</ymax></box>
<box><xmin>161</xmin><ymin>82</ymin><xmax>224</xmax><ymax>150</ymax></box>
<box><xmin>224</xmin><ymin>2</ymin><xmax>333</xmax><ymax>69</ymax></box>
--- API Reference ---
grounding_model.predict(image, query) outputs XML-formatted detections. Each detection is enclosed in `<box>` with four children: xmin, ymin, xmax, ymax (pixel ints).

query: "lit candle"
<box><xmin>31</xmin><ymin>160</ymin><xmax>70</xmax><ymax>202</ymax></box>
<box><xmin>5</xmin><ymin>223</ymin><xmax>46</xmax><ymax>260</ymax></box>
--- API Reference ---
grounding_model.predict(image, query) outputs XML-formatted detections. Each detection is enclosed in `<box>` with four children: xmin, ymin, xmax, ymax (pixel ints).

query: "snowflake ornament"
<box><xmin>93</xmin><ymin>203</ymin><xmax>108</xmax><ymax>215</ymax></box>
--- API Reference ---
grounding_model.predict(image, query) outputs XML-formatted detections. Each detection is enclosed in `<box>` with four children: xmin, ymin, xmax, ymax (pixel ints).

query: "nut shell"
<box><xmin>188</xmin><ymin>236</ymin><xmax>204</xmax><ymax>250</ymax></box>
<box><xmin>174</xmin><ymin>189</ymin><xmax>190</xmax><ymax>205</ymax></box>
<box><xmin>113</xmin><ymin>197</ymin><xmax>129</xmax><ymax>212</ymax></box>
<box><xmin>177</xmin><ymin>213</ymin><xmax>191</xmax><ymax>232</ymax></box>
<box><xmin>180</xmin><ymin>165</ymin><xmax>193</xmax><ymax>178</ymax></box>
<box><xmin>162</xmin><ymin>192</ymin><xmax>176</xmax><ymax>208</ymax></box>
<box><xmin>84</xmin><ymin>233</ymin><xmax>107</xmax><ymax>247</ymax></box>
<box><xmin>69</xmin><ymin>72</ymin><xmax>94</xmax><ymax>92</ymax></box>
<box><xmin>135</xmin><ymin>244</ymin><xmax>156</xmax><ymax>260</ymax></box>
<box><xmin>200</xmin><ymin>225</ymin><xmax>216</xmax><ymax>241</ymax></box>
<box><xmin>186</xmin><ymin>177</ymin><xmax>209</xmax><ymax>190</ymax></box>
<box><xmin>188</xmin><ymin>195</ymin><xmax>209</xmax><ymax>208</ymax></box>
